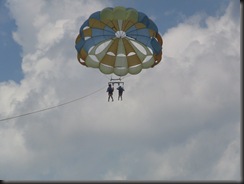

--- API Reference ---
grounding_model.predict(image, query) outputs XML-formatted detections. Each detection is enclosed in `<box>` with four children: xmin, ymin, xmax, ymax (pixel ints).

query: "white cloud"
<box><xmin>211</xmin><ymin>123</ymin><xmax>241</xmax><ymax>180</ymax></box>
<box><xmin>0</xmin><ymin>0</ymin><xmax>241</xmax><ymax>180</ymax></box>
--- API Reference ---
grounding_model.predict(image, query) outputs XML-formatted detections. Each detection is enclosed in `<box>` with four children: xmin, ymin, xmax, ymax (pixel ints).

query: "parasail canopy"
<box><xmin>75</xmin><ymin>6</ymin><xmax>163</xmax><ymax>76</ymax></box>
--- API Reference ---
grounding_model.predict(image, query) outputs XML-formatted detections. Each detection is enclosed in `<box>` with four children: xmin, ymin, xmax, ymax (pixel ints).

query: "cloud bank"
<box><xmin>0</xmin><ymin>0</ymin><xmax>241</xmax><ymax>180</ymax></box>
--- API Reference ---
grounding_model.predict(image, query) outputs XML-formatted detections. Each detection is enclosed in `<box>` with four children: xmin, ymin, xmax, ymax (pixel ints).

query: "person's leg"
<box><xmin>108</xmin><ymin>95</ymin><xmax>111</xmax><ymax>102</ymax></box>
<box><xmin>119</xmin><ymin>93</ymin><xmax>123</xmax><ymax>101</ymax></box>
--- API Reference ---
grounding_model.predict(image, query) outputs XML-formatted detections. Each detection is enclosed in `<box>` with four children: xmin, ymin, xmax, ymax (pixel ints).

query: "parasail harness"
<box><xmin>108</xmin><ymin>77</ymin><xmax>124</xmax><ymax>86</ymax></box>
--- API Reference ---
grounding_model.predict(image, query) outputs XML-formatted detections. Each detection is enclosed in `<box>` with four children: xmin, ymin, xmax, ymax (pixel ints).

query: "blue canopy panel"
<box><xmin>89</xmin><ymin>11</ymin><xmax>101</xmax><ymax>20</ymax></box>
<box><xmin>125</xmin><ymin>25</ymin><xmax>137</xmax><ymax>34</ymax></box>
<box><xmin>137</xmin><ymin>12</ymin><xmax>158</xmax><ymax>32</ymax></box>
<box><xmin>81</xmin><ymin>35</ymin><xmax>113</xmax><ymax>53</ymax></box>
<box><xmin>151</xmin><ymin>38</ymin><xmax>162</xmax><ymax>54</ymax></box>
<box><xmin>126</xmin><ymin>28</ymin><xmax>162</xmax><ymax>55</ymax></box>
<box><xmin>81</xmin><ymin>38</ymin><xmax>97</xmax><ymax>53</ymax></box>
<box><xmin>76</xmin><ymin>34</ymin><xmax>113</xmax><ymax>53</ymax></box>
<box><xmin>126</xmin><ymin>28</ymin><xmax>153</xmax><ymax>49</ymax></box>
<box><xmin>79</xmin><ymin>23</ymin><xmax>115</xmax><ymax>38</ymax></box>
<box><xmin>138</xmin><ymin>12</ymin><xmax>148</xmax><ymax>23</ymax></box>
<box><xmin>136</xmin><ymin>35</ymin><xmax>151</xmax><ymax>45</ymax></box>
<box><xmin>76</xmin><ymin>26</ymin><xmax>115</xmax><ymax>53</ymax></box>
<box><xmin>91</xmin><ymin>29</ymin><xmax>105</xmax><ymax>37</ymax></box>
<box><xmin>104</xmin><ymin>26</ymin><xmax>115</xmax><ymax>34</ymax></box>
<box><xmin>91</xmin><ymin>28</ymin><xmax>114</xmax><ymax>37</ymax></box>
<box><xmin>138</xmin><ymin>13</ymin><xmax>151</xmax><ymax>28</ymax></box>
<box><xmin>126</xmin><ymin>28</ymin><xmax>150</xmax><ymax>36</ymax></box>
<box><xmin>79</xmin><ymin>20</ymin><xmax>89</xmax><ymax>35</ymax></box>
<box><xmin>75</xmin><ymin>38</ymin><xmax>85</xmax><ymax>52</ymax></box>
<box><xmin>126</xmin><ymin>26</ymin><xmax>155</xmax><ymax>37</ymax></box>
<box><xmin>147</xmin><ymin>20</ymin><xmax>158</xmax><ymax>33</ymax></box>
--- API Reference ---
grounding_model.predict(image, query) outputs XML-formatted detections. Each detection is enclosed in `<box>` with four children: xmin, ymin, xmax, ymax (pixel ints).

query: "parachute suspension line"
<box><xmin>0</xmin><ymin>85</ymin><xmax>107</xmax><ymax>122</ymax></box>
<box><xmin>109</xmin><ymin>73</ymin><xmax>122</xmax><ymax>82</ymax></box>
<box><xmin>120</xmin><ymin>74</ymin><xmax>131</xmax><ymax>81</ymax></box>
<box><xmin>101</xmin><ymin>73</ymin><xmax>110</xmax><ymax>81</ymax></box>
<box><xmin>92</xmin><ymin>68</ymin><xmax>110</xmax><ymax>81</ymax></box>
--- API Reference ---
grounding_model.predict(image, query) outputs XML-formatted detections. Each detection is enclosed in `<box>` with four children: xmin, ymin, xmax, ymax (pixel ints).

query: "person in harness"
<box><xmin>117</xmin><ymin>84</ymin><xmax>124</xmax><ymax>101</ymax></box>
<box><xmin>106</xmin><ymin>83</ymin><xmax>114</xmax><ymax>102</ymax></box>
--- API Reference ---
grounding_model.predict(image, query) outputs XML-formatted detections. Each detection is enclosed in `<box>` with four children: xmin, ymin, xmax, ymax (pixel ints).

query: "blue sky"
<box><xmin>1</xmin><ymin>0</ymin><xmax>22</xmax><ymax>82</ymax></box>
<box><xmin>0</xmin><ymin>0</ymin><xmax>240</xmax><ymax>180</ymax></box>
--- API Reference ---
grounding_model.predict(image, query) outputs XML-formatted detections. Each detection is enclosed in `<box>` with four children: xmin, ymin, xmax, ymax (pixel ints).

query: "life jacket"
<box><xmin>107</xmin><ymin>87</ymin><xmax>114</xmax><ymax>94</ymax></box>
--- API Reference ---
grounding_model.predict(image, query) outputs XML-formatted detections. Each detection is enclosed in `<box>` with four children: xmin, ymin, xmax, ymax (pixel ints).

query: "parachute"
<box><xmin>75</xmin><ymin>6</ymin><xmax>163</xmax><ymax>76</ymax></box>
